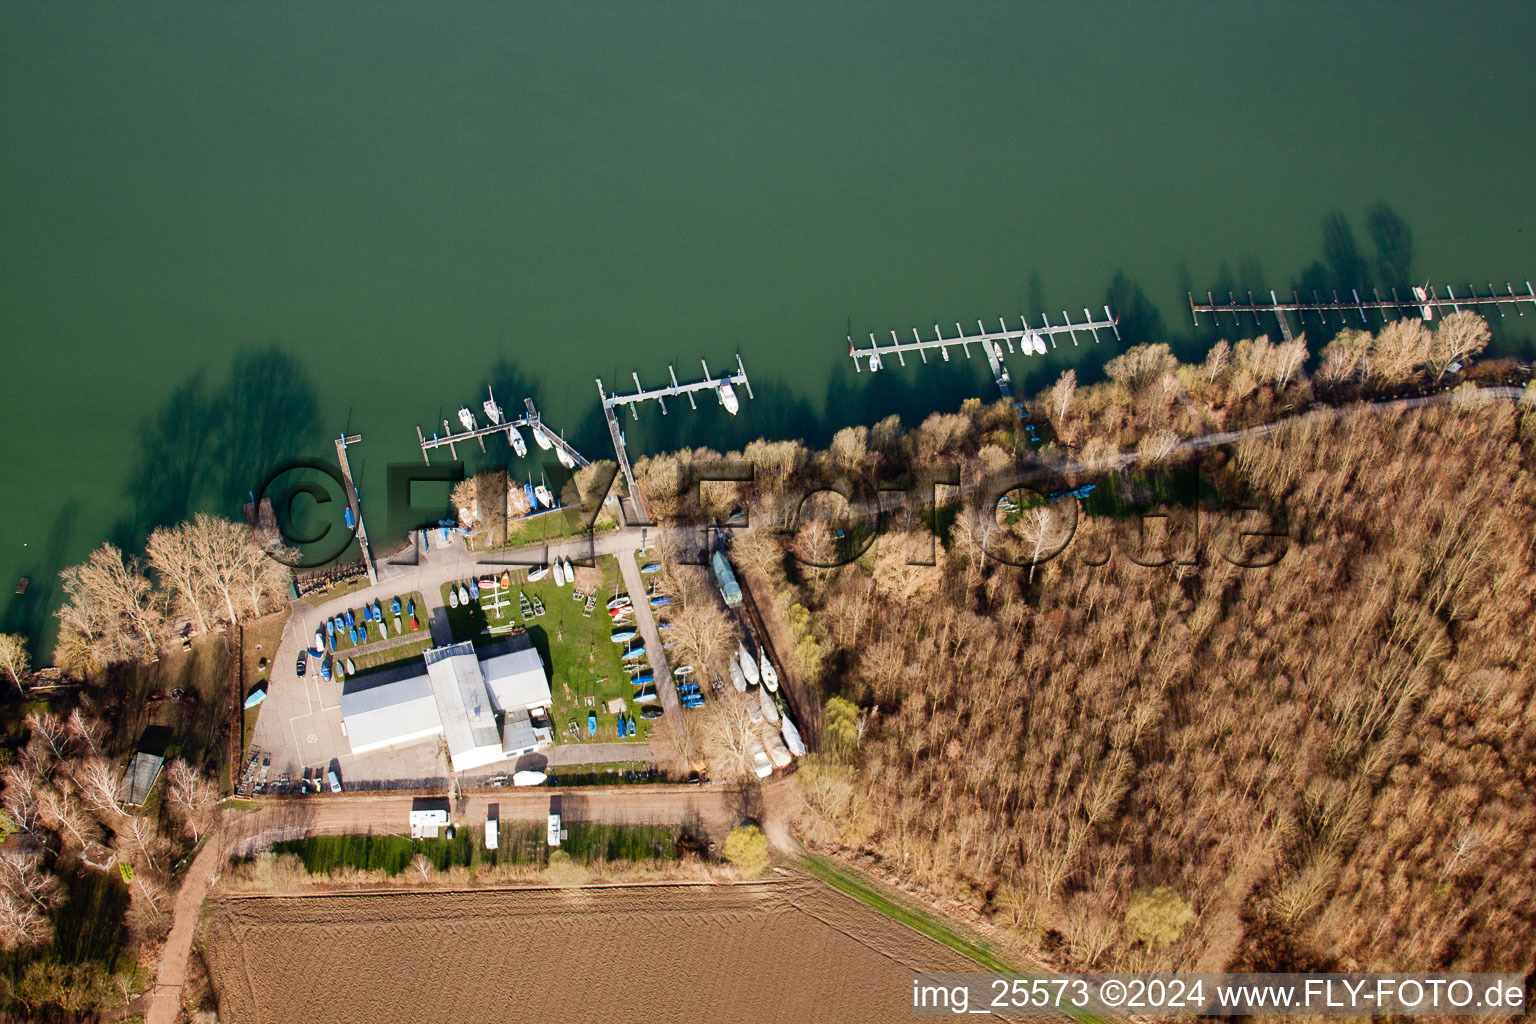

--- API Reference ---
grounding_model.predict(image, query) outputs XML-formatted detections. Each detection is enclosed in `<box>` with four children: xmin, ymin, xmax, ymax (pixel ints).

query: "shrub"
<box><xmin>722</xmin><ymin>825</ymin><xmax>769</xmax><ymax>877</ymax></box>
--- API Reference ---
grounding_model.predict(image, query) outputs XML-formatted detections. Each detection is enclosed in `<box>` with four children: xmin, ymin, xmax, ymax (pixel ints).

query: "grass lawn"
<box><xmin>311</xmin><ymin>590</ymin><xmax>426</xmax><ymax>657</ymax></box>
<box><xmin>438</xmin><ymin>557</ymin><xmax>656</xmax><ymax>747</ymax></box>
<box><xmin>466</xmin><ymin>504</ymin><xmax>620</xmax><ymax>553</ymax></box>
<box><xmin>797</xmin><ymin>851</ymin><xmax>1114</xmax><ymax>1024</ymax></box>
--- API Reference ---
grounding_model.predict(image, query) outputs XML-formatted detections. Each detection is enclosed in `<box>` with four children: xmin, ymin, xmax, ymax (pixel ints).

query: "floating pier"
<box><xmin>415</xmin><ymin>386</ymin><xmax>588</xmax><ymax>468</ymax></box>
<box><xmin>847</xmin><ymin>308</ymin><xmax>1120</xmax><ymax>415</ymax></box>
<box><xmin>1189</xmin><ymin>281</ymin><xmax>1536</xmax><ymax>340</ymax></box>
<box><xmin>597</xmin><ymin>356</ymin><xmax>754</xmax><ymax>524</ymax></box>
<box><xmin>333</xmin><ymin>433</ymin><xmax>377</xmax><ymax>585</ymax></box>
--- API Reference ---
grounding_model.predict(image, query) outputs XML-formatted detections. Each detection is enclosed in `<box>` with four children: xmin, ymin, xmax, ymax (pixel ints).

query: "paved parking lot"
<box><xmin>248</xmin><ymin>528</ymin><xmax>664</xmax><ymax>791</ymax></box>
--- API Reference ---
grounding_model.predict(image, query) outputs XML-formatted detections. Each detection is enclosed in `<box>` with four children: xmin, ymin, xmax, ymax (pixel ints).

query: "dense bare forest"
<box><xmin>636</xmin><ymin>313</ymin><xmax>1536</xmax><ymax>974</ymax></box>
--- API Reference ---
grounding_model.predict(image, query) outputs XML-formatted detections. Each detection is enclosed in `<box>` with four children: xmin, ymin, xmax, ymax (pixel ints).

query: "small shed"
<box><xmin>119</xmin><ymin>753</ymin><xmax>165</xmax><ymax>807</ymax></box>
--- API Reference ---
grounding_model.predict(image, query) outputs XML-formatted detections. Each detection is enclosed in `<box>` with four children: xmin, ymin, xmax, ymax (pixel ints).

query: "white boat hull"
<box><xmin>758</xmin><ymin>685</ymin><xmax>780</xmax><ymax>724</ymax></box>
<box><xmin>738</xmin><ymin>641</ymin><xmax>759</xmax><ymax>685</ymax></box>
<box><xmin>780</xmin><ymin>715</ymin><xmax>805</xmax><ymax>757</ymax></box>
<box><xmin>717</xmin><ymin>382</ymin><xmax>739</xmax><ymax>415</ymax></box>
<box><xmin>728</xmin><ymin>659</ymin><xmax>747</xmax><ymax>692</ymax></box>
<box><xmin>506</xmin><ymin>425</ymin><xmax>527</xmax><ymax>457</ymax></box>
<box><xmin>759</xmin><ymin>653</ymin><xmax>778</xmax><ymax>692</ymax></box>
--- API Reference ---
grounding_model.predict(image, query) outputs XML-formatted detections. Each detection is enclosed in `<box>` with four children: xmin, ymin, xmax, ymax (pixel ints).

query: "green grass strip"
<box><xmin>798</xmin><ymin>852</ymin><xmax>1115</xmax><ymax>1024</ymax></box>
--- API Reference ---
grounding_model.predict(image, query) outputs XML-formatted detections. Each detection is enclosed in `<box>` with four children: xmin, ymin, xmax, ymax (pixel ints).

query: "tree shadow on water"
<box><xmin>115</xmin><ymin>346</ymin><xmax>321</xmax><ymax>556</ymax></box>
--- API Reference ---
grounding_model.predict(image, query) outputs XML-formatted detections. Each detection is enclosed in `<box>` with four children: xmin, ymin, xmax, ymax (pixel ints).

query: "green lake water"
<box><xmin>3</xmin><ymin>2</ymin><xmax>1533</xmax><ymax>653</ymax></box>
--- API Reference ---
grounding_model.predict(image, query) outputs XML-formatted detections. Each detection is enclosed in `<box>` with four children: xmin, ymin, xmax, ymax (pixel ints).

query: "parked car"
<box><xmin>326</xmin><ymin>770</ymin><xmax>342</xmax><ymax>793</ymax></box>
<box><xmin>295</xmin><ymin>652</ymin><xmax>307</xmax><ymax>677</ymax></box>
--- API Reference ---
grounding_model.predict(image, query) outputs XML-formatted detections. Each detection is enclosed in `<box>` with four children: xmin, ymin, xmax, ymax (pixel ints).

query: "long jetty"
<box><xmin>333</xmin><ymin>433</ymin><xmax>377</xmax><ymax>585</ymax></box>
<box><xmin>597</xmin><ymin>356</ymin><xmax>754</xmax><ymax>524</ymax></box>
<box><xmin>848</xmin><ymin>308</ymin><xmax>1120</xmax><ymax>416</ymax></box>
<box><xmin>1189</xmin><ymin>281</ymin><xmax>1536</xmax><ymax>341</ymax></box>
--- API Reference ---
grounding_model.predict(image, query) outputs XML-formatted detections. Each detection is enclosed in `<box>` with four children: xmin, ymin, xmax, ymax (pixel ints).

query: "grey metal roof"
<box><xmin>339</xmin><ymin>674</ymin><xmax>443</xmax><ymax>754</ymax></box>
<box><xmin>480</xmin><ymin>638</ymin><xmax>552</xmax><ymax>713</ymax></box>
<box><xmin>423</xmin><ymin>642</ymin><xmax>501</xmax><ymax>764</ymax></box>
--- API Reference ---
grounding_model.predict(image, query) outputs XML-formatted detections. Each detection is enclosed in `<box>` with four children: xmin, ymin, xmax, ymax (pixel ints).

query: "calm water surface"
<box><xmin>3</xmin><ymin>2</ymin><xmax>1533</xmax><ymax>651</ymax></box>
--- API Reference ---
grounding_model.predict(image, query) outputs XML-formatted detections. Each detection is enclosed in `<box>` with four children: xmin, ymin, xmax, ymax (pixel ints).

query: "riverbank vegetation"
<box><xmin>635</xmin><ymin>312</ymin><xmax>1536</xmax><ymax>975</ymax></box>
<box><xmin>51</xmin><ymin>513</ymin><xmax>292</xmax><ymax>678</ymax></box>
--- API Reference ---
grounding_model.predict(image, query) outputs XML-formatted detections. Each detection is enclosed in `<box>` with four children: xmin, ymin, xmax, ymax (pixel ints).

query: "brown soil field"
<box><xmin>201</xmin><ymin>877</ymin><xmax>981</xmax><ymax>1023</ymax></box>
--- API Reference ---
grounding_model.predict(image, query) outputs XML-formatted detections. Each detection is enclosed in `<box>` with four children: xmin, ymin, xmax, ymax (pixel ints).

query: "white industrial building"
<box><xmin>339</xmin><ymin>636</ymin><xmax>554</xmax><ymax>771</ymax></box>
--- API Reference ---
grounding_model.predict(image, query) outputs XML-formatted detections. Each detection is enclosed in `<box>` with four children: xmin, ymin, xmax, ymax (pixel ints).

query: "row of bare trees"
<box><xmin>53</xmin><ymin>513</ymin><xmax>290</xmax><ymax>674</ymax></box>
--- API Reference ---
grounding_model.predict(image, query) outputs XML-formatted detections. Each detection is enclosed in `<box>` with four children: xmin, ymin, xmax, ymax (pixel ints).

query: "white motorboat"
<box><xmin>758</xmin><ymin>685</ymin><xmax>780</xmax><ymax>724</ymax></box>
<box><xmin>1413</xmin><ymin>285</ymin><xmax>1434</xmax><ymax>320</ymax></box>
<box><xmin>728</xmin><ymin>658</ymin><xmax>747</xmax><ymax>692</ymax></box>
<box><xmin>533</xmin><ymin>424</ymin><xmax>553</xmax><ymax>450</ymax></box>
<box><xmin>458</xmin><ymin>407</ymin><xmax>477</xmax><ymax>432</ymax></box>
<box><xmin>457</xmin><ymin>583</ymin><xmax>470</xmax><ymax>605</ymax></box>
<box><xmin>1033</xmin><ymin>333</ymin><xmax>1047</xmax><ymax>355</ymax></box>
<box><xmin>738</xmin><ymin>641</ymin><xmax>760</xmax><ymax>685</ymax></box>
<box><xmin>868</xmin><ymin>352</ymin><xmax>882</xmax><ymax>371</ymax></box>
<box><xmin>759</xmin><ymin>652</ymin><xmax>778</xmax><ymax>692</ymax></box>
<box><xmin>528</xmin><ymin>565</ymin><xmax>551</xmax><ymax>582</ymax></box>
<box><xmin>534</xmin><ymin>481</ymin><xmax>554</xmax><ymax>508</ymax></box>
<box><xmin>562</xmin><ymin>556</ymin><xmax>575</xmax><ymax>582</ymax></box>
<box><xmin>717</xmin><ymin>382</ymin><xmax>739</xmax><ymax>415</ymax></box>
<box><xmin>505</xmin><ymin>423</ymin><xmax>527</xmax><ymax>457</ymax></box>
<box><xmin>512</xmin><ymin>770</ymin><xmax>548</xmax><ymax>786</ymax></box>
<box><xmin>780</xmin><ymin>714</ymin><xmax>805</xmax><ymax>757</ymax></box>
<box><xmin>552</xmin><ymin>559</ymin><xmax>567</xmax><ymax>586</ymax></box>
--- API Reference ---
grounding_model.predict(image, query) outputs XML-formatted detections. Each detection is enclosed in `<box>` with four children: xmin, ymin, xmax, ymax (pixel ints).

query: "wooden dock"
<box><xmin>1189</xmin><ymin>281</ymin><xmax>1536</xmax><ymax>334</ymax></box>
<box><xmin>333</xmin><ymin>433</ymin><xmax>377</xmax><ymax>585</ymax></box>
<box><xmin>596</xmin><ymin>356</ymin><xmax>754</xmax><ymax>526</ymax></box>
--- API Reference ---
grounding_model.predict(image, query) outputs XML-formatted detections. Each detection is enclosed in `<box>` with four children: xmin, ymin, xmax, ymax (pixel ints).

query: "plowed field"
<box><xmin>201</xmin><ymin>878</ymin><xmax>981</xmax><ymax>1022</ymax></box>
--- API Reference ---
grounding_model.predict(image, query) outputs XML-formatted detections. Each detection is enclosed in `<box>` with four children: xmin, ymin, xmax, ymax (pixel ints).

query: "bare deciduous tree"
<box><xmin>1428</xmin><ymin>311</ymin><xmax>1491</xmax><ymax>382</ymax></box>
<box><xmin>0</xmin><ymin>635</ymin><xmax>29</xmax><ymax>694</ymax></box>
<box><xmin>75</xmin><ymin>757</ymin><xmax>125</xmax><ymax>819</ymax></box>
<box><xmin>165</xmin><ymin>759</ymin><xmax>218</xmax><ymax>842</ymax></box>
<box><xmin>56</xmin><ymin>544</ymin><xmax>163</xmax><ymax>671</ymax></box>
<box><xmin>1049</xmin><ymin>369</ymin><xmax>1077</xmax><ymax>432</ymax></box>
<box><xmin>146</xmin><ymin>522</ymin><xmax>213</xmax><ymax>635</ymax></box>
